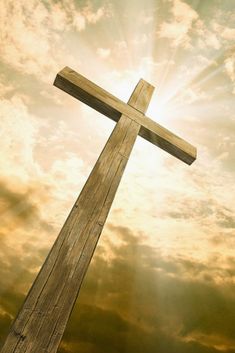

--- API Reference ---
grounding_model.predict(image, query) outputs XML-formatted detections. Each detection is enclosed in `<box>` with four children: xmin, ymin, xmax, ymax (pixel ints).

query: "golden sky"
<box><xmin>0</xmin><ymin>0</ymin><xmax>235</xmax><ymax>352</ymax></box>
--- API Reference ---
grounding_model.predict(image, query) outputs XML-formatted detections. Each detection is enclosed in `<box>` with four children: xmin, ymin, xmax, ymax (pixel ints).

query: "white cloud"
<box><xmin>205</xmin><ymin>32</ymin><xmax>221</xmax><ymax>50</ymax></box>
<box><xmin>158</xmin><ymin>0</ymin><xmax>198</xmax><ymax>47</ymax></box>
<box><xmin>224</xmin><ymin>53</ymin><xmax>235</xmax><ymax>94</ymax></box>
<box><xmin>0</xmin><ymin>95</ymin><xmax>41</xmax><ymax>182</ymax></box>
<box><xmin>196</xmin><ymin>19</ymin><xmax>235</xmax><ymax>51</ymax></box>
<box><xmin>132</xmin><ymin>34</ymin><xmax>149</xmax><ymax>45</ymax></box>
<box><xmin>224</xmin><ymin>55</ymin><xmax>235</xmax><ymax>82</ymax></box>
<box><xmin>142</xmin><ymin>15</ymin><xmax>154</xmax><ymax>25</ymax></box>
<box><xmin>0</xmin><ymin>0</ymin><xmax>109</xmax><ymax>82</ymax></box>
<box><xmin>116</xmin><ymin>41</ymin><xmax>128</xmax><ymax>51</ymax></box>
<box><xmin>195</xmin><ymin>19</ymin><xmax>221</xmax><ymax>50</ymax></box>
<box><xmin>212</xmin><ymin>22</ymin><xmax>235</xmax><ymax>42</ymax></box>
<box><xmin>73</xmin><ymin>12</ymin><xmax>87</xmax><ymax>31</ymax></box>
<box><xmin>84</xmin><ymin>5</ymin><xmax>106</xmax><ymax>24</ymax></box>
<box><xmin>0</xmin><ymin>92</ymin><xmax>88</xmax><ymax>241</ymax></box>
<box><xmin>0</xmin><ymin>78</ymin><xmax>14</xmax><ymax>98</ymax></box>
<box><xmin>221</xmin><ymin>27</ymin><xmax>235</xmax><ymax>41</ymax></box>
<box><xmin>72</xmin><ymin>3</ymin><xmax>111</xmax><ymax>31</ymax></box>
<box><xmin>97</xmin><ymin>47</ymin><xmax>111</xmax><ymax>59</ymax></box>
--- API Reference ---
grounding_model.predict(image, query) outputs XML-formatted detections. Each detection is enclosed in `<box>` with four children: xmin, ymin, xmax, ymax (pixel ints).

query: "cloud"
<box><xmin>3</xmin><ymin>222</ymin><xmax>235</xmax><ymax>351</ymax></box>
<box><xmin>0</xmin><ymin>90</ymin><xmax>89</xmax><ymax>221</ymax></box>
<box><xmin>0</xmin><ymin>77</ymin><xmax>14</xmax><ymax>98</ymax></box>
<box><xmin>0</xmin><ymin>312</ymin><xmax>12</xmax><ymax>348</ymax></box>
<box><xmin>0</xmin><ymin>181</ymin><xmax>39</xmax><ymax>224</ymax></box>
<box><xmin>224</xmin><ymin>54</ymin><xmax>235</xmax><ymax>83</ymax></box>
<box><xmin>158</xmin><ymin>0</ymin><xmax>198</xmax><ymax>47</ymax></box>
<box><xmin>160</xmin><ymin>192</ymin><xmax>235</xmax><ymax>230</ymax></box>
<box><xmin>0</xmin><ymin>0</ymin><xmax>110</xmax><ymax>81</ymax></box>
<box><xmin>158</xmin><ymin>3</ymin><xmax>233</xmax><ymax>52</ymax></box>
<box><xmin>213</xmin><ymin>23</ymin><xmax>235</xmax><ymax>42</ymax></box>
<box><xmin>195</xmin><ymin>19</ymin><xmax>221</xmax><ymax>50</ymax></box>
<box><xmin>83</xmin><ymin>4</ymin><xmax>108</xmax><ymax>24</ymax></box>
<box><xmin>195</xmin><ymin>15</ymin><xmax>235</xmax><ymax>51</ymax></box>
<box><xmin>54</xmin><ymin>224</ymin><xmax>235</xmax><ymax>353</ymax></box>
<box><xmin>0</xmin><ymin>95</ymin><xmax>41</xmax><ymax>182</ymax></box>
<box><xmin>97</xmin><ymin>47</ymin><xmax>111</xmax><ymax>59</ymax></box>
<box><xmin>222</xmin><ymin>27</ymin><xmax>235</xmax><ymax>41</ymax></box>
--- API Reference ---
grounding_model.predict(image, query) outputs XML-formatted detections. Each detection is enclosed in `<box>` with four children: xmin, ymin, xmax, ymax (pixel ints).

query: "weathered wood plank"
<box><xmin>5</xmin><ymin>116</ymin><xmax>133</xmax><ymax>353</ymax></box>
<box><xmin>127</xmin><ymin>78</ymin><xmax>155</xmax><ymax>114</ymax></box>
<box><xmin>54</xmin><ymin>66</ymin><xmax>196</xmax><ymax>165</ymax></box>
<box><xmin>138</xmin><ymin>118</ymin><xmax>197</xmax><ymax>165</ymax></box>
<box><xmin>1</xmin><ymin>79</ymin><xmax>153</xmax><ymax>353</ymax></box>
<box><xmin>54</xmin><ymin>66</ymin><xmax>123</xmax><ymax>122</ymax></box>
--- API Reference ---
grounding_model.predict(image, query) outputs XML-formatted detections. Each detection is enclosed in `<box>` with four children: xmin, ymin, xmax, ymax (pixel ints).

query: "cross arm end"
<box><xmin>139</xmin><ymin>118</ymin><xmax>197</xmax><ymax>165</ymax></box>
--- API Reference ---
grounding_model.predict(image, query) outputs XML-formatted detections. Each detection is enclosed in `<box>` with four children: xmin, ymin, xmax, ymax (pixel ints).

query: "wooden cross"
<box><xmin>2</xmin><ymin>67</ymin><xmax>196</xmax><ymax>353</ymax></box>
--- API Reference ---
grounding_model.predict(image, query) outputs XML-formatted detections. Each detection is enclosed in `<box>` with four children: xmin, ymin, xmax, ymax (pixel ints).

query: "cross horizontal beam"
<box><xmin>54</xmin><ymin>67</ymin><xmax>197</xmax><ymax>165</ymax></box>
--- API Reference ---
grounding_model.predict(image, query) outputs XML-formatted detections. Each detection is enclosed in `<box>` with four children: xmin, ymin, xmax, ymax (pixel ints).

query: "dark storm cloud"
<box><xmin>0</xmin><ymin>313</ymin><xmax>11</xmax><ymax>348</ymax></box>
<box><xmin>0</xmin><ymin>239</ymin><xmax>34</xmax><ymax>348</ymax></box>
<box><xmin>164</xmin><ymin>197</ymin><xmax>213</xmax><ymax>220</ymax></box>
<box><xmin>0</xmin><ymin>285</ymin><xmax>29</xmax><ymax>350</ymax></box>
<box><xmin>0</xmin><ymin>241</ymin><xmax>51</xmax><ymax>348</ymax></box>
<box><xmin>61</xmin><ymin>303</ymin><xmax>234</xmax><ymax>353</ymax></box>
<box><xmin>57</xmin><ymin>224</ymin><xmax>235</xmax><ymax>353</ymax></box>
<box><xmin>216</xmin><ymin>209</ymin><xmax>235</xmax><ymax>229</ymax></box>
<box><xmin>0</xmin><ymin>238</ymin><xmax>49</xmax><ymax>295</ymax></box>
<box><xmin>0</xmin><ymin>182</ymin><xmax>55</xmax><ymax>347</ymax></box>
<box><xmin>0</xmin><ymin>180</ymin><xmax>54</xmax><ymax>233</ymax></box>
<box><xmin>158</xmin><ymin>193</ymin><xmax>235</xmax><ymax>234</ymax></box>
<box><xmin>0</xmin><ymin>181</ymin><xmax>38</xmax><ymax>222</ymax></box>
<box><xmin>0</xmin><ymin>180</ymin><xmax>54</xmax><ymax>347</ymax></box>
<box><xmin>0</xmin><ymin>291</ymin><xmax>24</xmax><ymax>320</ymax></box>
<box><xmin>0</xmin><ymin>203</ymin><xmax>233</xmax><ymax>352</ymax></box>
<box><xmin>59</xmin><ymin>305</ymin><xmax>234</xmax><ymax>353</ymax></box>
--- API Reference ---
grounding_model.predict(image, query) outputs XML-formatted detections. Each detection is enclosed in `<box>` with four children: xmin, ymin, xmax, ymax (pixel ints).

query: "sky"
<box><xmin>0</xmin><ymin>0</ymin><xmax>235</xmax><ymax>352</ymax></box>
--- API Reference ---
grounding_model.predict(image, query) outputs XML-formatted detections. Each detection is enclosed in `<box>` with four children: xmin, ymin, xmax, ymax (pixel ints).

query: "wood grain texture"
<box><xmin>54</xmin><ymin>66</ymin><xmax>196</xmax><ymax>165</ymax></box>
<box><xmin>1</xmin><ymin>79</ymin><xmax>153</xmax><ymax>353</ymax></box>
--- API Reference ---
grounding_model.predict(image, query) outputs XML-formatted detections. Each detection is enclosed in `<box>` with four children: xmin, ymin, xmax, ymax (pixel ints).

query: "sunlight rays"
<box><xmin>161</xmin><ymin>46</ymin><xmax>235</xmax><ymax>114</ymax></box>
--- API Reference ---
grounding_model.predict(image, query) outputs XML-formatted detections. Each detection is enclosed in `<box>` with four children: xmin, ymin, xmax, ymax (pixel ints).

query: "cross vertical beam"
<box><xmin>1</xmin><ymin>79</ymin><xmax>154</xmax><ymax>353</ymax></box>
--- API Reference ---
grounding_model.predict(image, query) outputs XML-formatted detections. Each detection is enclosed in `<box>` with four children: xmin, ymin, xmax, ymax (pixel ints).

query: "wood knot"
<box><xmin>13</xmin><ymin>329</ymin><xmax>26</xmax><ymax>341</ymax></box>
